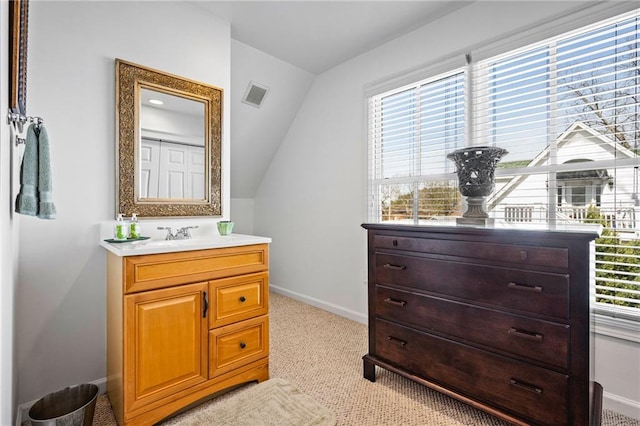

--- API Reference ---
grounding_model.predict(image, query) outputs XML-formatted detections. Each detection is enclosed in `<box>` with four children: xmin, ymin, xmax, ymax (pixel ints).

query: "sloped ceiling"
<box><xmin>230</xmin><ymin>40</ymin><xmax>315</xmax><ymax>198</ymax></box>
<box><xmin>189</xmin><ymin>1</ymin><xmax>474</xmax><ymax>198</ymax></box>
<box><xmin>192</xmin><ymin>1</ymin><xmax>473</xmax><ymax>74</ymax></box>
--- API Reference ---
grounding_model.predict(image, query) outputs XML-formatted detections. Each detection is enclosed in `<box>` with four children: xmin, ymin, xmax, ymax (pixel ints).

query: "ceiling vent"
<box><xmin>242</xmin><ymin>81</ymin><xmax>269</xmax><ymax>108</ymax></box>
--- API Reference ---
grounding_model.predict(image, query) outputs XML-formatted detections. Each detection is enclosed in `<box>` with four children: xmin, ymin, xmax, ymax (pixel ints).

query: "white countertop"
<box><xmin>100</xmin><ymin>233</ymin><xmax>272</xmax><ymax>256</ymax></box>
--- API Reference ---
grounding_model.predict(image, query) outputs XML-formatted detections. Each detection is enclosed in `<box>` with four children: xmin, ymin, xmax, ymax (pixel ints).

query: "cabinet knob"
<box><xmin>239</xmin><ymin>342</ymin><xmax>246</xmax><ymax>349</ymax></box>
<box><xmin>239</xmin><ymin>296</ymin><xmax>246</xmax><ymax>303</ymax></box>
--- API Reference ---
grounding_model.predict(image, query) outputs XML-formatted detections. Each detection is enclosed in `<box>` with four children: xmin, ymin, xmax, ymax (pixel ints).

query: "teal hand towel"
<box><xmin>15</xmin><ymin>124</ymin><xmax>39</xmax><ymax>216</ymax></box>
<box><xmin>36</xmin><ymin>124</ymin><xmax>56</xmax><ymax>219</ymax></box>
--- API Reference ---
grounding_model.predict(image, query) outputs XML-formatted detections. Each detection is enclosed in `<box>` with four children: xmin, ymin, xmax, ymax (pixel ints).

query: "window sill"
<box><xmin>593</xmin><ymin>310</ymin><xmax>640</xmax><ymax>343</ymax></box>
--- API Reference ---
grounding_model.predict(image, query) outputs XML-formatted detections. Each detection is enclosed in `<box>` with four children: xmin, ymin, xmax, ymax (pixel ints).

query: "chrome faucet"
<box><xmin>157</xmin><ymin>226</ymin><xmax>199</xmax><ymax>240</ymax></box>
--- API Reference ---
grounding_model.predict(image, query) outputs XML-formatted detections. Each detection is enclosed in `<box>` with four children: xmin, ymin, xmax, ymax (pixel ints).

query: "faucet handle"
<box><xmin>157</xmin><ymin>226</ymin><xmax>174</xmax><ymax>240</ymax></box>
<box><xmin>178</xmin><ymin>225</ymin><xmax>199</xmax><ymax>239</ymax></box>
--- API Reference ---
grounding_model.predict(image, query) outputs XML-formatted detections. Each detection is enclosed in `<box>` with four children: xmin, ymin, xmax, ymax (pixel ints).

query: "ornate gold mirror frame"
<box><xmin>9</xmin><ymin>0</ymin><xmax>29</xmax><ymax>115</ymax></box>
<box><xmin>116</xmin><ymin>59</ymin><xmax>222</xmax><ymax>217</ymax></box>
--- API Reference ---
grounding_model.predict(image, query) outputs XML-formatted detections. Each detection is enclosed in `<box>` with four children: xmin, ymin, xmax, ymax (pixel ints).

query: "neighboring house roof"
<box><xmin>488</xmin><ymin>121</ymin><xmax>635</xmax><ymax>210</ymax></box>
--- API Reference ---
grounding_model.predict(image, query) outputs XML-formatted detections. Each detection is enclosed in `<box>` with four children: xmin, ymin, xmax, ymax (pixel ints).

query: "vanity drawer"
<box><xmin>375</xmin><ymin>318</ymin><xmax>568</xmax><ymax>426</ymax></box>
<box><xmin>375</xmin><ymin>253</ymin><xmax>569</xmax><ymax>319</ymax></box>
<box><xmin>374</xmin><ymin>235</ymin><xmax>568</xmax><ymax>269</ymax></box>
<box><xmin>209</xmin><ymin>315</ymin><xmax>269</xmax><ymax>378</ymax></box>
<box><xmin>124</xmin><ymin>244</ymin><xmax>269</xmax><ymax>293</ymax></box>
<box><xmin>209</xmin><ymin>272</ymin><xmax>269</xmax><ymax>328</ymax></box>
<box><xmin>375</xmin><ymin>286</ymin><xmax>569</xmax><ymax>368</ymax></box>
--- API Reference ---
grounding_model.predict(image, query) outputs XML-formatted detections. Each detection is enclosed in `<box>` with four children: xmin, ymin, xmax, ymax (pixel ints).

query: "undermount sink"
<box><xmin>134</xmin><ymin>238</ymin><xmax>198</xmax><ymax>247</ymax></box>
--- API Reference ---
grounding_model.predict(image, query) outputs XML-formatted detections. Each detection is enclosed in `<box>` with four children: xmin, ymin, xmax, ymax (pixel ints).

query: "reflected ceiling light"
<box><xmin>149</xmin><ymin>99</ymin><xmax>163</xmax><ymax>105</ymax></box>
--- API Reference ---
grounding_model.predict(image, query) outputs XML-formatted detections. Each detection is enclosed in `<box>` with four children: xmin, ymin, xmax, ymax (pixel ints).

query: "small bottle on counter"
<box><xmin>114</xmin><ymin>213</ymin><xmax>128</xmax><ymax>241</ymax></box>
<box><xmin>129</xmin><ymin>213</ymin><xmax>141</xmax><ymax>239</ymax></box>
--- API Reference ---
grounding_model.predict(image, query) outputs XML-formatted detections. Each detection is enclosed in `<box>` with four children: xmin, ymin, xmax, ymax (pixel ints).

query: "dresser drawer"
<box><xmin>209</xmin><ymin>272</ymin><xmax>269</xmax><ymax>328</ymax></box>
<box><xmin>376</xmin><ymin>286</ymin><xmax>569</xmax><ymax>368</ymax></box>
<box><xmin>124</xmin><ymin>244</ymin><xmax>269</xmax><ymax>293</ymax></box>
<box><xmin>375</xmin><ymin>319</ymin><xmax>568</xmax><ymax>426</ymax></box>
<box><xmin>376</xmin><ymin>253</ymin><xmax>569</xmax><ymax>319</ymax></box>
<box><xmin>374</xmin><ymin>235</ymin><xmax>568</xmax><ymax>269</ymax></box>
<box><xmin>209</xmin><ymin>315</ymin><xmax>269</xmax><ymax>378</ymax></box>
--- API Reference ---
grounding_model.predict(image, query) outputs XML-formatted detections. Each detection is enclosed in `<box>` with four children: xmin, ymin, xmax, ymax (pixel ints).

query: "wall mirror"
<box><xmin>9</xmin><ymin>0</ymin><xmax>29</xmax><ymax>116</ymax></box>
<box><xmin>116</xmin><ymin>59</ymin><xmax>222</xmax><ymax>217</ymax></box>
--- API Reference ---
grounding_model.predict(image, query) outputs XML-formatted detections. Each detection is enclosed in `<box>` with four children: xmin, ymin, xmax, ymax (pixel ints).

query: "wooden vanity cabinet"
<box><xmin>106</xmin><ymin>244</ymin><xmax>269</xmax><ymax>425</ymax></box>
<box><xmin>362</xmin><ymin>224</ymin><xmax>601</xmax><ymax>426</ymax></box>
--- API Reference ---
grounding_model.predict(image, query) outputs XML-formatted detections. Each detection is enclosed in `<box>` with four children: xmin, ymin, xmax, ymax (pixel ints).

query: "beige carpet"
<box><xmin>161</xmin><ymin>378</ymin><xmax>335</xmax><ymax>425</ymax></box>
<box><xmin>24</xmin><ymin>292</ymin><xmax>640</xmax><ymax>425</ymax></box>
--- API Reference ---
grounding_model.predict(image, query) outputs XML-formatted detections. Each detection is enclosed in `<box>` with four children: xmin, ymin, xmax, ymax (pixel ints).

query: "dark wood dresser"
<box><xmin>362</xmin><ymin>223</ymin><xmax>602</xmax><ymax>426</ymax></box>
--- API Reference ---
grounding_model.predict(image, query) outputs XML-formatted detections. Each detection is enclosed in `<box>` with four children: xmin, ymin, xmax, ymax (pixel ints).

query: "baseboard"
<box><xmin>270</xmin><ymin>284</ymin><xmax>367</xmax><ymax>325</ymax></box>
<box><xmin>16</xmin><ymin>377</ymin><xmax>107</xmax><ymax>426</ymax></box>
<box><xmin>603</xmin><ymin>390</ymin><xmax>640</xmax><ymax>420</ymax></box>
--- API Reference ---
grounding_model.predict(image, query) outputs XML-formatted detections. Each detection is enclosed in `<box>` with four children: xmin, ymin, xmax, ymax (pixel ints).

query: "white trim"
<box><xmin>364</xmin><ymin>53</ymin><xmax>464</xmax><ymax>98</ymax></box>
<box><xmin>364</xmin><ymin>3</ymin><xmax>638</xmax><ymax>100</ymax></box>
<box><xmin>470</xmin><ymin>2</ymin><xmax>639</xmax><ymax>63</ymax></box>
<box><xmin>270</xmin><ymin>284</ymin><xmax>367</xmax><ymax>325</ymax></box>
<box><xmin>603</xmin><ymin>390</ymin><xmax>640</xmax><ymax>421</ymax></box>
<box><xmin>594</xmin><ymin>313</ymin><xmax>640</xmax><ymax>343</ymax></box>
<box><xmin>16</xmin><ymin>377</ymin><xmax>107</xmax><ymax>426</ymax></box>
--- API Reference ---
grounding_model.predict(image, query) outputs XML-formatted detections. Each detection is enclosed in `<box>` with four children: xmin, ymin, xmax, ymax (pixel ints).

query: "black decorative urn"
<box><xmin>447</xmin><ymin>146</ymin><xmax>508</xmax><ymax>225</ymax></box>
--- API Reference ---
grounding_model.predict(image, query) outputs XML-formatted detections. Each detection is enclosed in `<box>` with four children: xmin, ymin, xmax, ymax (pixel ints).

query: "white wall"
<box><xmin>230</xmin><ymin>40</ymin><xmax>314</xmax><ymax>199</ymax></box>
<box><xmin>16</xmin><ymin>1</ymin><xmax>231</xmax><ymax>405</ymax></box>
<box><xmin>230</xmin><ymin>198</ymin><xmax>255</xmax><ymax>235</ymax></box>
<box><xmin>228</xmin><ymin>38</ymin><xmax>314</xmax><ymax>238</ymax></box>
<box><xmin>254</xmin><ymin>1</ymin><xmax>640</xmax><ymax>418</ymax></box>
<box><xmin>1</xmin><ymin>1</ymin><xmax>18</xmax><ymax>423</ymax></box>
<box><xmin>594</xmin><ymin>318</ymin><xmax>640</xmax><ymax>419</ymax></box>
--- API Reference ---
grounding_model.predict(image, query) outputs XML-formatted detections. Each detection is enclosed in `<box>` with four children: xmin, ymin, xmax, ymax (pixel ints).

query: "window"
<box><xmin>367</xmin><ymin>9</ymin><xmax>640</xmax><ymax>317</ymax></box>
<box><xmin>368</xmin><ymin>70</ymin><xmax>465</xmax><ymax>223</ymax></box>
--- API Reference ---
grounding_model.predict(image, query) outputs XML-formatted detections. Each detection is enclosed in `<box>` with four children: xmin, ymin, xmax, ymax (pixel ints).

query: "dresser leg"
<box><xmin>363</xmin><ymin>356</ymin><xmax>376</xmax><ymax>382</ymax></box>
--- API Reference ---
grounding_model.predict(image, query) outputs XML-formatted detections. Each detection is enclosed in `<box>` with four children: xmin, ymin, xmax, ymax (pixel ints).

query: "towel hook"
<box><xmin>7</xmin><ymin>110</ymin><xmax>44</xmax><ymax>146</ymax></box>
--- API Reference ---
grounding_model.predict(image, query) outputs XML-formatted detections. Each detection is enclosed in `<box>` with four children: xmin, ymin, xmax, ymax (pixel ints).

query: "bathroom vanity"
<box><xmin>362</xmin><ymin>223</ymin><xmax>602</xmax><ymax>426</ymax></box>
<box><xmin>101</xmin><ymin>234</ymin><xmax>270</xmax><ymax>425</ymax></box>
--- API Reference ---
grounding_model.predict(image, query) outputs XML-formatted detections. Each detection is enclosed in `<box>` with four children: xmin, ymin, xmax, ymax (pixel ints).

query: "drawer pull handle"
<box><xmin>509</xmin><ymin>378</ymin><xmax>543</xmax><ymax>394</ymax></box>
<box><xmin>384</xmin><ymin>297</ymin><xmax>407</xmax><ymax>307</ymax></box>
<box><xmin>508</xmin><ymin>327</ymin><xmax>543</xmax><ymax>342</ymax></box>
<box><xmin>386</xmin><ymin>336</ymin><xmax>407</xmax><ymax>348</ymax></box>
<box><xmin>507</xmin><ymin>282</ymin><xmax>543</xmax><ymax>293</ymax></box>
<box><xmin>239</xmin><ymin>341</ymin><xmax>247</xmax><ymax>349</ymax></box>
<box><xmin>202</xmin><ymin>291</ymin><xmax>208</xmax><ymax>318</ymax></box>
<box><xmin>383</xmin><ymin>264</ymin><xmax>407</xmax><ymax>270</ymax></box>
<box><xmin>239</xmin><ymin>296</ymin><xmax>246</xmax><ymax>303</ymax></box>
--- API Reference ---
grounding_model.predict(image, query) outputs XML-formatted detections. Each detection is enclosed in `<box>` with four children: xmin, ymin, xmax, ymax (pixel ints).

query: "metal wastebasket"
<box><xmin>28</xmin><ymin>384</ymin><xmax>98</xmax><ymax>426</ymax></box>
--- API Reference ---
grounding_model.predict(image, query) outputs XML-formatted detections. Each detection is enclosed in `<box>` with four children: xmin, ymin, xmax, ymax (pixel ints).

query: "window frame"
<box><xmin>365</xmin><ymin>4</ymin><xmax>640</xmax><ymax>328</ymax></box>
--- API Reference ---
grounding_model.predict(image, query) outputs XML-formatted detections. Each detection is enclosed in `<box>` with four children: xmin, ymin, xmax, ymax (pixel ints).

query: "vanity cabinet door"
<box><xmin>124</xmin><ymin>282</ymin><xmax>209</xmax><ymax>414</ymax></box>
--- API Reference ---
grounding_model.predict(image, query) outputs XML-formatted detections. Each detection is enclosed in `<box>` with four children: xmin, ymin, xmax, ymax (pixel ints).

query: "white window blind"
<box><xmin>367</xmin><ymin>9</ymin><xmax>640</xmax><ymax>316</ymax></box>
<box><xmin>368</xmin><ymin>70</ymin><xmax>465</xmax><ymax>223</ymax></box>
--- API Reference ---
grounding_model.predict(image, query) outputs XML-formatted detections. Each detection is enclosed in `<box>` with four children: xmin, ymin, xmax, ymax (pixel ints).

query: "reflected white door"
<box><xmin>140</xmin><ymin>139</ymin><xmax>160</xmax><ymax>198</ymax></box>
<box><xmin>159</xmin><ymin>143</ymin><xmax>187</xmax><ymax>198</ymax></box>
<box><xmin>188</xmin><ymin>146</ymin><xmax>205</xmax><ymax>199</ymax></box>
<box><xmin>140</xmin><ymin>139</ymin><xmax>204</xmax><ymax>199</ymax></box>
